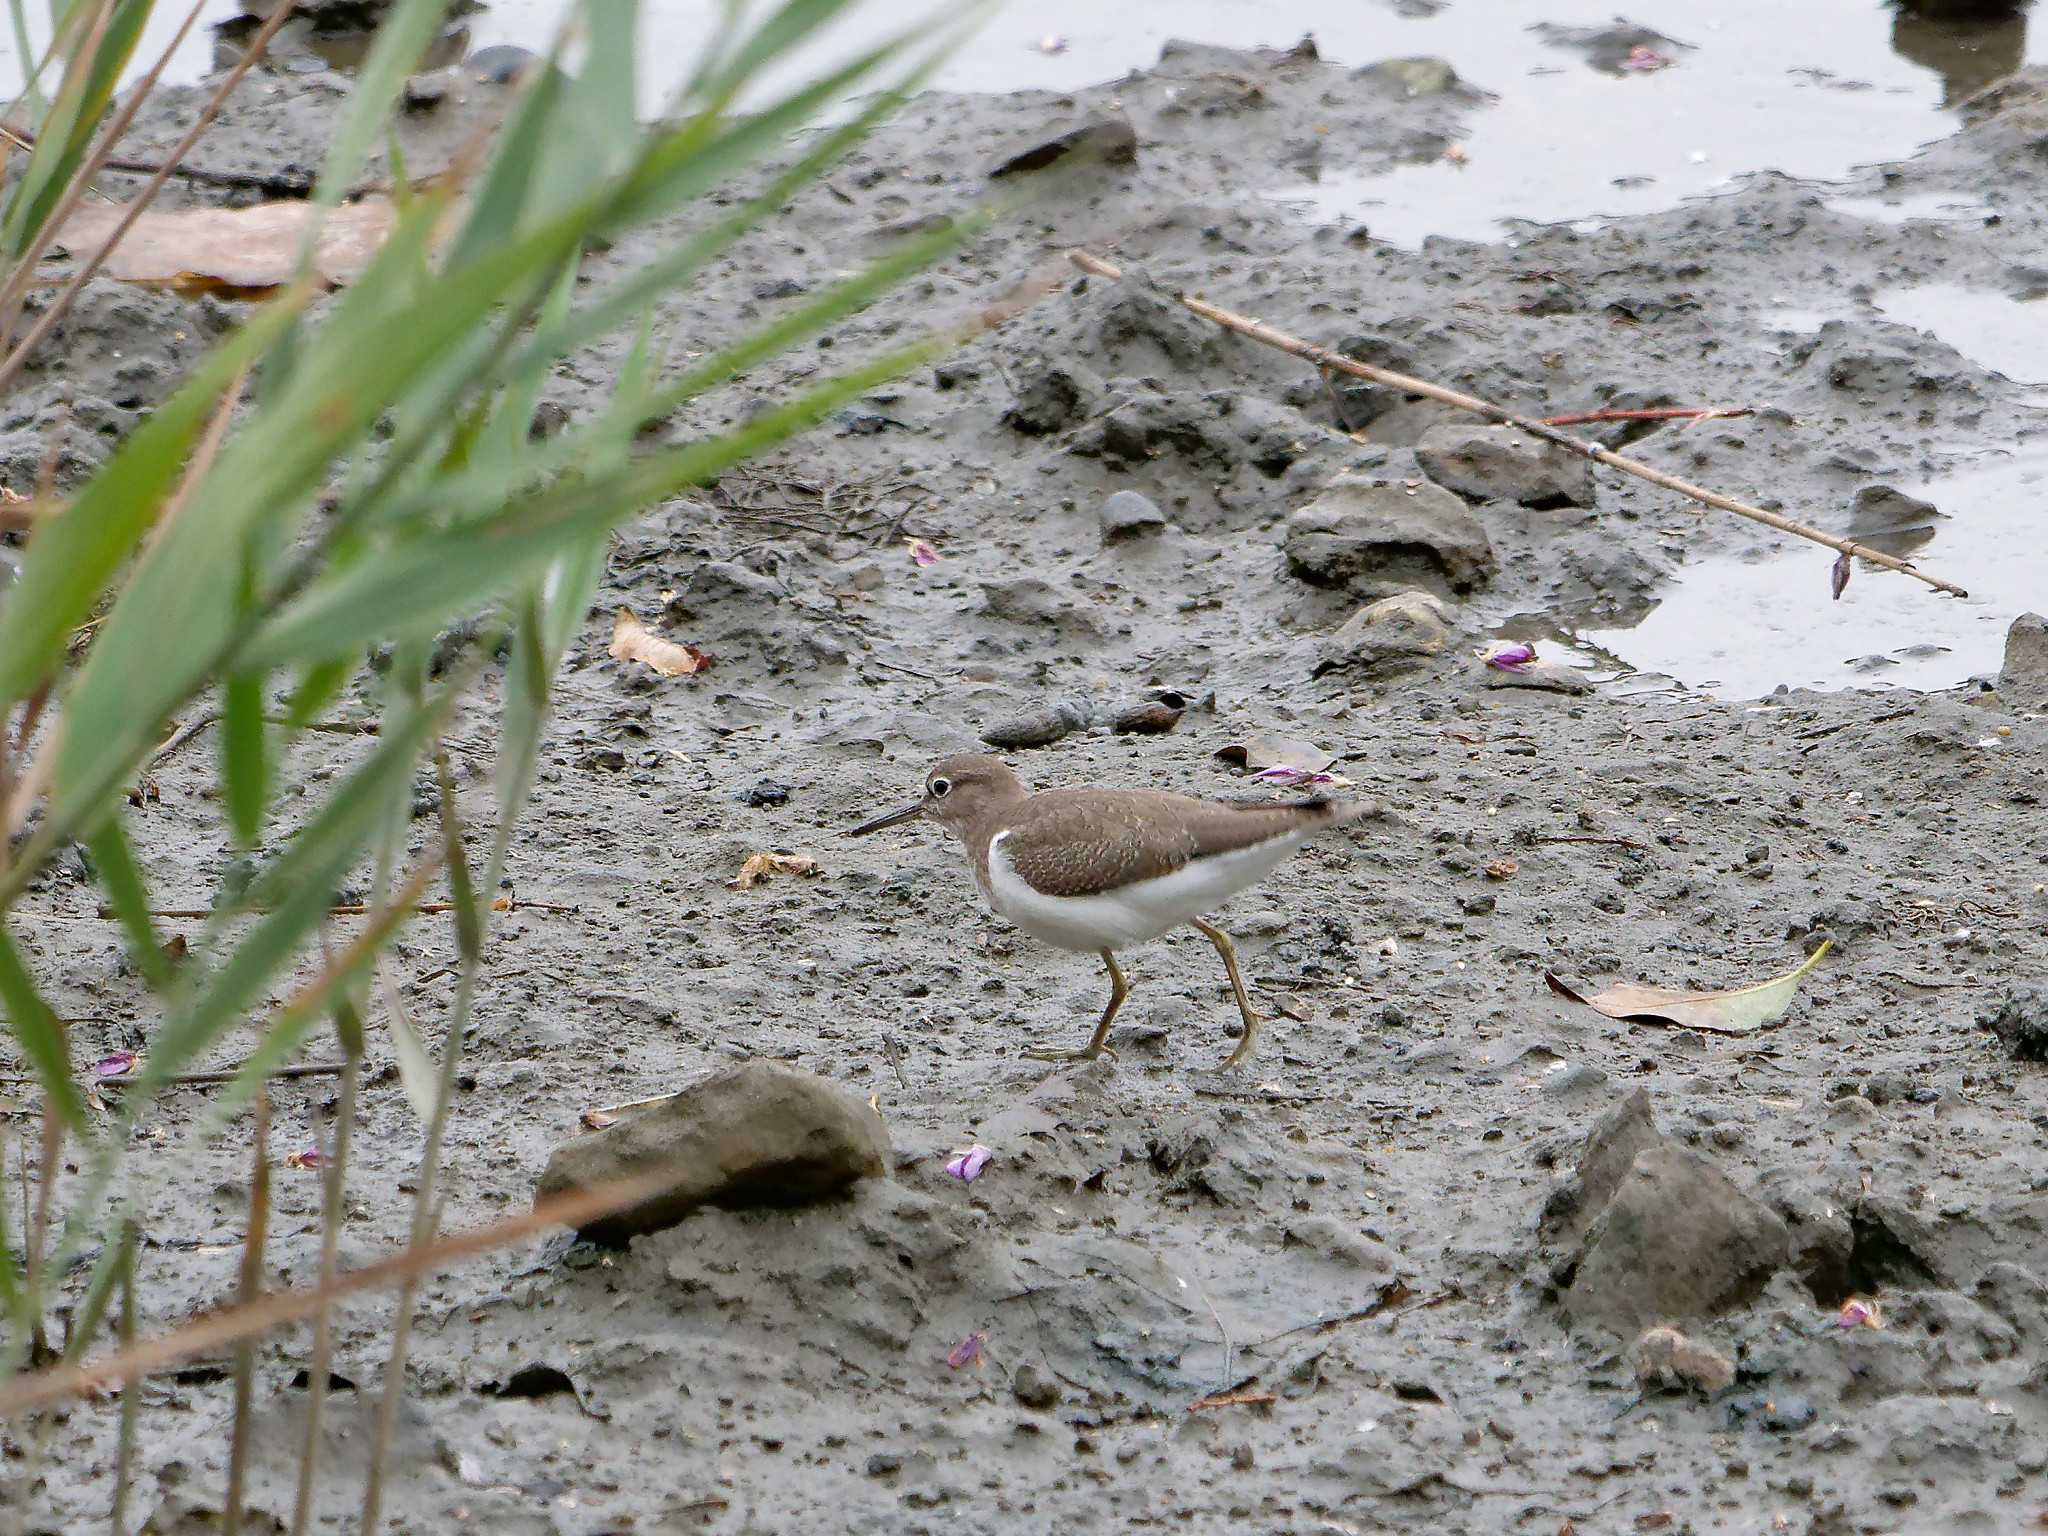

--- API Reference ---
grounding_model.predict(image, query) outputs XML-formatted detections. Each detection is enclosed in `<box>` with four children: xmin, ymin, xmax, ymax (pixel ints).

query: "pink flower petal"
<box><xmin>947</xmin><ymin>1330</ymin><xmax>986</xmax><ymax>1369</ymax></box>
<box><xmin>906</xmin><ymin>539</ymin><xmax>940</xmax><ymax>568</ymax></box>
<box><xmin>1482</xmin><ymin>642</ymin><xmax>1537</xmax><ymax>673</ymax></box>
<box><xmin>944</xmin><ymin>1145</ymin><xmax>992</xmax><ymax>1181</ymax></box>
<box><xmin>1835</xmin><ymin>1298</ymin><xmax>1881</xmax><ymax>1330</ymax></box>
<box><xmin>94</xmin><ymin>1051</ymin><xmax>139</xmax><ymax>1078</ymax></box>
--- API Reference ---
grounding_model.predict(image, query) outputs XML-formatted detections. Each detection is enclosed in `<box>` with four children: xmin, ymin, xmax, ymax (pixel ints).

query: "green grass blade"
<box><xmin>84</xmin><ymin>816</ymin><xmax>173</xmax><ymax>993</ymax></box>
<box><xmin>0</xmin><ymin>296</ymin><xmax>305</xmax><ymax>712</ymax></box>
<box><xmin>239</xmin><ymin>332</ymin><xmax>952</xmax><ymax>669</ymax></box>
<box><xmin>2</xmin><ymin>0</ymin><xmax>148</xmax><ymax>255</ymax></box>
<box><xmin>0</xmin><ymin>925</ymin><xmax>87</xmax><ymax>1129</ymax></box>
<box><xmin>221</xmin><ymin>668</ymin><xmax>267</xmax><ymax>847</ymax></box>
<box><xmin>283</xmin><ymin>656</ymin><xmax>356</xmax><ymax>731</ymax></box>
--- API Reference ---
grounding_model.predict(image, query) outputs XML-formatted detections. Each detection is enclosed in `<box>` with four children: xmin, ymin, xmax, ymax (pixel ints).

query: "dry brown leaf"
<box><xmin>1545</xmin><ymin>940</ymin><xmax>1831</xmax><ymax>1036</ymax></box>
<box><xmin>1212</xmin><ymin>733</ymin><xmax>1333</xmax><ymax>774</ymax></box>
<box><xmin>607</xmin><ymin>608</ymin><xmax>712</xmax><ymax>677</ymax></box>
<box><xmin>729</xmin><ymin>852</ymin><xmax>820</xmax><ymax>891</ymax></box>
<box><xmin>55</xmin><ymin>199</ymin><xmax>398</xmax><ymax>295</ymax></box>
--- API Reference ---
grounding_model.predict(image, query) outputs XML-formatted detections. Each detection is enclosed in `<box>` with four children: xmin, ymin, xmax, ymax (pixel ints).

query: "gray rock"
<box><xmin>1847</xmin><ymin>484</ymin><xmax>1945</xmax><ymax>560</ymax></box>
<box><xmin>535</xmin><ymin>1059</ymin><xmax>891</xmax><ymax>1243</ymax></box>
<box><xmin>1326</xmin><ymin>333</ymin><xmax>1423</xmax><ymax>430</ymax></box>
<box><xmin>1999</xmin><ymin>612</ymin><xmax>2048</xmax><ymax>706</ymax></box>
<box><xmin>1983</xmin><ymin>982</ymin><xmax>2048</xmax><ymax>1062</ymax></box>
<box><xmin>1012</xmin><ymin>1363</ymin><xmax>1061</xmax><ymax>1410</ymax></box>
<box><xmin>1099</xmin><ymin>489</ymin><xmax>1168</xmax><ymax>542</ymax></box>
<box><xmin>1479</xmin><ymin>659</ymin><xmax>1591</xmax><ymax>694</ymax></box>
<box><xmin>1563</xmin><ymin>1143</ymin><xmax>1790</xmax><ymax>1336</ymax></box>
<box><xmin>1634</xmin><ymin>1324</ymin><xmax>1736</xmax><ymax>1395</ymax></box>
<box><xmin>1352</xmin><ymin>56</ymin><xmax>1464</xmax><ymax>97</ymax></box>
<box><xmin>980</xmin><ymin>576</ymin><xmax>1102</xmax><ymax>637</ymax></box>
<box><xmin>1530</xmin><ymin>21</ymin><xmax>1689</xmax><ymax>74</ymax></box>
<box><xmin>988</xmin><ymin>114</ymin><xmax>1137</xmax><ymax>179</ymax></box>
<box><xmin>1415</xmin><ymin>421</ymin><xmax>1596</xmax><ymax>509</ymax></box>
<box><xmin>468</xmin><ymin>43</ymin><xmax>542</xmax><ymax>84</ymax></box>
<box><xmin>1001</xmin><ymin>358</ymin><xmax>1102</xmax><ymax>436</ymax></box>
<box><xmin>664</xmin><ymin>560</ymin><xmax>780</xmax><ymax>620</ymax></box>
<box><xmin>1282</xmin><ymin>472</ymin><xmax>1496</xmax><ymax>599</ymax></box>
<box><xmin>1315</xmin><ymin>590</ymin><xmax>1452</xmax><ymax>677</ymax></box>
<box><xmin>1542</xmin><ymin>1087</ymin><xmax>1663</xmax><ymax>1245</ymax></box>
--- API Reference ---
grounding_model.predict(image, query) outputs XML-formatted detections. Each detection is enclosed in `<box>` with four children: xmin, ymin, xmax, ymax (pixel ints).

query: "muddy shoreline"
<box><xmin>10</xmin><ymin>34</ymin><xmax>2048</xmax><ymax>1536</ymax></box>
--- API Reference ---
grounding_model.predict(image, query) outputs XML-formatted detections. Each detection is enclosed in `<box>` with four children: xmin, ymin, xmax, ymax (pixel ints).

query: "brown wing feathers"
<box><xmin>997</xmin><ymin>789</ymin><xmax>1358</xmax><ymax>900</ymax></box>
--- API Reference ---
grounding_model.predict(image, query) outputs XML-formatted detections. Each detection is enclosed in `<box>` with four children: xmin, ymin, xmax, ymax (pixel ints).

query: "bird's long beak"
<box><xmin>848</xmin><ymin>801</ymin><xmax>924</xmax><ymax>836</ymax></box>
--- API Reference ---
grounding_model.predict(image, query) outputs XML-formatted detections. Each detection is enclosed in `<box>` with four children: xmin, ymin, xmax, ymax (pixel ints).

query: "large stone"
<box><xmin>1540</xmin><ymin>1088</ymin><xmax>1663</xmax><ymax>1246</ymax></box>
<box><xmin>535</xmin><ymin>1059</ymin><xmax>890</xmax><ymax>1244</ymax></box>
<box><xmin>1415</xmin><ymin>421</ymin><xmax>1595</xmax><ymax>508</ymax></box>
<box><xmin>1099</xmin><ymin>489</ymin><xmax>1168</xmax><ymax>543</ymax></box>
<box><xmin>1282</xmin><ymin>472</ymin><xmax>1496</xmax><ymax>599</ymax></box>
<box><xmin>1314</xmin><ymin>590</ymin><xmax>1451</xmax><ymax>677</ymax></box>
<box><xmin>2000</xmin><ymin>612</ymin><xmax>2048</xmax><ymax>706</ymax></box>
<box><xmin>1563</xmin><ymin>1143</ymin><xmax>1790</xmax><ymax>1336</ymax></box>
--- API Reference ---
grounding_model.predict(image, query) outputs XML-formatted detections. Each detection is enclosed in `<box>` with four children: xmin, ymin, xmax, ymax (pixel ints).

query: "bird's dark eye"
<box><xmin>929</xmin><ymin>776</ymin><xmax>952</xmax><ymax>799</ymax></box>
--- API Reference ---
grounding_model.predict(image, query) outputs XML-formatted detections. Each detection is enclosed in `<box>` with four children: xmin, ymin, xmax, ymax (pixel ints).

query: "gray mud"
<box><xmin>10</xmin><ymin>33</ymin><xmax>2048</xmax><ymax>1536</ymax></box>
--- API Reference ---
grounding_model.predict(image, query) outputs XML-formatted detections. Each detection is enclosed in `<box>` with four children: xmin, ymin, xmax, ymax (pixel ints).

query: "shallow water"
<box><xmin>1581</xmin><ymin>449</ymin><xmax>2048</xmax><ymax>698</ymax></box>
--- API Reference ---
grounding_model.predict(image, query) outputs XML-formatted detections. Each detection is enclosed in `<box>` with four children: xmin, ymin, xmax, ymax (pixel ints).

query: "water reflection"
<box><xmin>1891</xmin><ymin>0</ymin><xmax>2032</xmax><ymax>104</ymax></box>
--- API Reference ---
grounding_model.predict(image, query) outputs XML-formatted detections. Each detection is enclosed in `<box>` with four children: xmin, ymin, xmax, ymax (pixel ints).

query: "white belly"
<box><xmin>981</xmin><ymin>828</ymin><xmax>1313</xmax><ymax>952</ymax></box>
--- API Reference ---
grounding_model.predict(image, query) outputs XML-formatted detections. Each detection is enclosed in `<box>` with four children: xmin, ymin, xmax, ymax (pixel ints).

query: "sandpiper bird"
<box><xmin>850</xmin><ymin>753</ymin><xmax>1366</xmax><ymax>1069</ymax></box>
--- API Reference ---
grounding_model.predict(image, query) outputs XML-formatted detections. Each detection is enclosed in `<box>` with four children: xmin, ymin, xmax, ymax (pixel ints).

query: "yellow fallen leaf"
<box><xmin>608</xmin><ymin>607</ymin><xmax>712</xmax><ymax>676</ymax></box>
<box><xmin>55</xmin><ymin>199</ymin><xmax>399</xmax><ymax>295</ymax></box>
<box><xmin>730</xmin><ymin>852</ymin><xmax>820</xmax><ymax>891</ymax></box>
<box><xmin>1545</xmin><ymin>940</ymin><xmax>1831</xmax><ymax>1036</ymax></box>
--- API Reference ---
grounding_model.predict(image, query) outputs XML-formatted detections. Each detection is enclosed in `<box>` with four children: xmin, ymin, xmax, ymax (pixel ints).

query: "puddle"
<box><xmin>1872</xmin><ymin>284</ymin><xmax>2048</xmax><ymax>384</ymax></box>
<box><xmin>1580</xmin><ymin>447</ymin><xmax>2048</xmax><ymax>698</ymax></box>
<box><xmin>1825</xmin><ymin>189</ymin><xmax>1999</xmax><ymax>225</ymax></box>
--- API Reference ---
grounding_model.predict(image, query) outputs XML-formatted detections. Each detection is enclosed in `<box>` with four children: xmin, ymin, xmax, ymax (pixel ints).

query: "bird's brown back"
<box><xmin>985</xmin><ymin>788</ymin><xmax>1362</xmax><ymax>899</ymax></box>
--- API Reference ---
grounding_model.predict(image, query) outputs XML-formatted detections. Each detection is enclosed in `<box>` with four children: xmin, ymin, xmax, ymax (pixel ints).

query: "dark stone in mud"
<box><xmin>980</xmin><ymin>699</ymin><xmax>1090</xmax><ymax>749</ymax></box>
<box><xmin>1530</xmin><ymin>21</ymin><xmax>1690</xmax><ymax>75</ymax></box>
<box><xmin>1099</xmin><ymin>489</ymin><xmax>1167</xmax><ymax>542</ymax></box>
<box><xmin>1563</xmin><ymin>1143</ymin><xmax>1790</xmax><ymax>1336</ymax></box>
<box><xmin>1479</xmin><ymin>659</ymin><xmax>1591</xmax><ymax>695</ymax></box>
<box><xmin>1000</xmin><ymin>359</ymin><xmax>1101</xmax><ymax>436</ymax></box>
<box><xmin>1983</xmin><ymin>982</ymin><xmax>2048</xmax><ymax>1061</ymax></box>
<box><xmin>1011</xmin><ymin>1363</ymin><xmax>1061</xmax><ymax>1410</ymax></box>
<box><xmin>1414</xmin><ymin>421</ymin><xmax>1596</xmax><ymax>509</ymax></box>
<box><xmin>1351</xmin><ymin>56</ymin><xmax>1467</xmax><ymax>98</ymax></box>
<box><xmin>2000</xmin><ymin>612</ymin><xmax>2048</xmax><ymax>705</ymax></box>
<box><xmin>1848</xmin><ymin>484</ymin><xmax>1946</xmax><ymax>560</ymax></box>
<box><xmin>987</xmin><ymin>114</ymin><xmax>1137</xmax><ymax>180</ymax></box>
<box><xmin>663</xmin><ymin>560</ymin><xmax>780</xmax><ymax>620</ymax></box>
<box><xmin>467</xmin><ymin>43</ymin><xmax>541</xmax><ymax>85</ymax></box>
<box><xmin>534</xmin><ymin>1059</ymin><xmax>890</xmax><ymax>1243</ymax></box>
<box><xmin>737</xmin><ymin>779</ymin><xmax>791</xmax><ymax>807</ymax></box>
<box><xmin>1541</xmin><ymin>1088</ymin><xmax>1663</xmax><ymax>1246</ymax></box>
<box><xmin>1314</xmin><ymin>591</ymin><xmax>1452</xmax><ymax>679</ymax></box>
<box><xmin>1282</xmin><ymin>472</ymin><xmax>1496</xmax><ymax>600</ymax></box>
<box><xmin>1326</xmin><ymin>333</ymin><xmax>1422</xmax><ymax>431</ymax></box>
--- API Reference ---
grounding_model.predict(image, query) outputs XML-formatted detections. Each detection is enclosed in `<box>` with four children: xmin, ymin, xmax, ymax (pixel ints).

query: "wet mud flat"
<box><xmin>9</xmin><ymin>34</ymin><xmax>2048</xmax><ymax>1536</ymax></box>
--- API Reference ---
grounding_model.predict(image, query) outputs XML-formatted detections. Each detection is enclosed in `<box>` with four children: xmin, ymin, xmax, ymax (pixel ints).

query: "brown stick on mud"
<box><xmin>1065</xmin><ymin>250</ymin><xmax>1969</xmax><ymax>599</ymax></box>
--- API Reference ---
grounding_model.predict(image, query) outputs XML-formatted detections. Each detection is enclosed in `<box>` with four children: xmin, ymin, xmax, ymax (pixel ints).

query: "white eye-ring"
<box><xmin>929</xmin><ymin>776</ymin><xmax>953</xmax><ymax>798</ymax></box>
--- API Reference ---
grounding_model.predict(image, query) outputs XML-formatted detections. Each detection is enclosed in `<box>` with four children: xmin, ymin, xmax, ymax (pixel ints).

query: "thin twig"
<box><xmin>95</xmin><ymin>1061</ymin><xmax>348</xmax><ymax>1090</ymax></box>
<box><xmin>1533</xmin><ymin>834</ymin><xmax>1649</xmax><ymax>851</ymax></box>
<box><xmin>289</xmin><ymin>1000</ymin><xmax>361</xmax><ymax>1536</ymax></box>
<box><xmin>1066</xmin><ymin>250</ymin><xmax>1968</xmax><ymax>598</ymax></box>
<box><xmin>221</xmin><ymin>1095</ymin><xmax>271</xmax><ymax>1536</ymax></box>
<box><xmin>146</xmin><ymin>709</ymin><xmax>221</xmax><ymax>766</ymax></box>
<box><xmin>1539</xmin><ymin>406</ymin><xmax>1752</xmax><ymax>427</ymax></box>
<box><xmin>360</xmin><ymin>753</ymin><xmax>481</xmax><ymax>1533</ymax></box>
<box><xmin>0</xmin><ymin>0</ymin><xmax>299</xmax><ymax>400</ymax></box>
<box><xmin>93</xmin><ymin>899</ymin><xmax>578</xmax><ymax>920</ymax></box>
<box><xmin>0</xmin><ymin>1163</ymin><xmax>687</xmax><ymax>1419</ymax></box>
<box><xmin>110</xmin><ymin>1221</ymin><xmax>139</xmax><ymax>1536</ymax></box>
